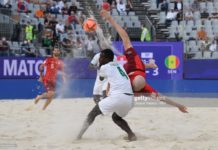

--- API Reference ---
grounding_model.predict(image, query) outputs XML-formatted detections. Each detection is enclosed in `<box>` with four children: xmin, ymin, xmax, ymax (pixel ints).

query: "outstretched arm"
<box><xmin>38</xmin><ymin>64</ymin><xmax>44</xmax><ymax>82</ymax></box>
<box><xmin>100</xmin><ymin>10</ymin><xmax>132</xmax><ymax>51</ymax></box>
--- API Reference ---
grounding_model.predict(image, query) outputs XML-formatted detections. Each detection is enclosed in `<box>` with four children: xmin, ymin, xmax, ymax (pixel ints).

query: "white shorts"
<box><xmin>98</xmin><ymin>94</ymin><xmax>134</xmax><ymax>117</ymax></box>
<box><xmin>93</xmin><ymin>76</ymin><xmax>107</xmax><ymax>95</ymax></box>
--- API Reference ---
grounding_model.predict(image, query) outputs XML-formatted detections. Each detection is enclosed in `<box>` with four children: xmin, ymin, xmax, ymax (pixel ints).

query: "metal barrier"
<box><xmin>144</xmin><ymin>15</ymin><xmax>156</xmax><ymax>41</ymax></box>
<box><xmin>0</xmin><ymin>14</ymin><xmax>17</xmax><ymax>40</ymax></box>
<box><xmin>0</xmin><ymin>8</ymin><xmax>12</xmax><ymax>16</ymax></box>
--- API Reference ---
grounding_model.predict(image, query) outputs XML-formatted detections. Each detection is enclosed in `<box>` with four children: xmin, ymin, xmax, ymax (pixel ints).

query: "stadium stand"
<box><xmin>0</xmin><ymin>0</ymin><xmax>218</xmax><ymax>59</ymax></box>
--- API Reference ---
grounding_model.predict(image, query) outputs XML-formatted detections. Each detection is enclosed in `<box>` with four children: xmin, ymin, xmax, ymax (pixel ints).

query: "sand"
<box><xmin>0</xmin><ymin>98</ymin><xmax>218</xmax><ymax>150</ymax></box>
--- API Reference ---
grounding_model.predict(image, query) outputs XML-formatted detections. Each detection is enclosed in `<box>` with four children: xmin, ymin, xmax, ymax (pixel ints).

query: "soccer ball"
<box><xmin>83</xmin><ymin>18</ymin><xmax>97</xmax><ymax>32</ymax></box>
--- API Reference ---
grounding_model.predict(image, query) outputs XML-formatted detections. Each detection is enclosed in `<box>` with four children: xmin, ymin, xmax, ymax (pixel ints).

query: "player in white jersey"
<box><xmin>89</xmin><ymin>52</ymin><xmax>116</xmax><ymax>103</ymax></box>
<box><xmin>77</xmin><ymin>49</ymin><xmax>136</xmax><ymax>141</ymax></box>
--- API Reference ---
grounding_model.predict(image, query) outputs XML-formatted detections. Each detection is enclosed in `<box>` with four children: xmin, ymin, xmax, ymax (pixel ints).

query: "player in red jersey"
<box><xmin>100</xmin><ymin>10</ymin><xmax>188</xmax><ymax>113</ymax></box>
<box><xmin>34</xmin><ymin>47</ymin><xmax>65</xmax><ymax>110</ymax></box>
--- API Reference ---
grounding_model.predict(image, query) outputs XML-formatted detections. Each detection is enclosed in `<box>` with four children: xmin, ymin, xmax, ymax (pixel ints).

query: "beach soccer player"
<box><xmin>34</xmin><ymin>47</ymin><xmax>65</xmax><ymax>110</ymax></box>
<box><xmin>100</xmin><ymin>10</ymin><xmax>188</xmax><ymax>113</ymax></box>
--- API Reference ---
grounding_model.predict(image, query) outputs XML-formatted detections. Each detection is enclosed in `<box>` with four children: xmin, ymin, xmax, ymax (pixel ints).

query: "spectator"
<box><xmin>201</xmin><ymin>9</ymin><xmax>209</xmax><ymax>19</ymax></box>
<box><xmin>160</xmin><ymin>0</ymin><xmax>168</xmax><ymax>14</ymax></box>
<box><xmin>68</xmin><ymin>2</ymin><xmax>78</xmax><ymax>15</ymax></box>
<box><xmin>68</xmin><ymin>11</ymin><xmax>78</xmax><ymax>30</ymax></box>
<box><xmin>210</xmin><ymin>8</ymin><xmax>218</xmax><ymax>19</ymax></box>
<box><xmin>17</xmin><ymin>0</ymin><xmax>30</xmax><ymax>13</ymax></box>
<box><xmin>184</xmin><ymin>9</ymin><xmax>194</xmax><ymax>21</ymax></box>
<box><xmin>56</xmin><ymin>0</ymin><xmax>64</xmax><ymax>13</ymax></box>
<box><xmin>156</xmin><ymin>0</ymin><xmax>163</xmax><ymax>9</ymax></box>
<box><xmin>174</xmin><ymin>27</ymin><xmax>182</xmax><ymax>41</ymax></box>
<box><xmin>0</xmin><ymin>0</ymin><xmax>11</xmax><ymax>8</ymax></box>
<box><xmin>197</xmin><ymin>27</ymin><xmax>207</xmax><ymax>41</ymax></box>
<box><xmin>140</xmin><ymin>24</ymin><xmax>151</xmax><ymax>42</ymax></box>
<box><xmin>61</xmin><ymin>2</ymin><xmax>68</xmax><ymax>15</ymax></box>
<box><xmin>0</xmin><ymin>37</ymin><xmax>9</xmax><ymax>56</ymax></box>
<box><xmin>21</xmin><ymin>40</ymin><xmax>36</xmax><ymax>57</ymax></box>
<box><xmin>61</xmin><ymin>37</ymin><xmax>73</xmax><ymax>57</ymax></box>
<box><xmin>25</xmin><ymin>21</ymin><xmax>34</xmax><ymax>42</ymax></box>
<box><xmin>55</xmin><ymin>20</ymin><xmax>65</xmax><ymax>41</ymax></box>
<box><xmin>35</xmin><ymin>9</ymin><xmax>44</xmax><ymax>18</ymax></box>
<box><xmin>11</xmin><ymin>22</ymin><xmax>21</xmax><ymax>42</ymax></box>
<box><xmin>107</xmin><ymin>0</ymin><xmax>113</xmax><ymax>5</ymax></box>
<box><xmin>126</xmin><ymin>0</ymin><xmax>133</xmax><ymax>15</ymax></box>
<box><xmin>165</xmin><ymin>9</ymin><xmax>177</xmax><ymax>26</ymax></box>
<box><xmin>117</xmin><ymin>0</ymin><xmax>126</xmax><ymax>15</ymax></box>
<box><xmin>201</xmin><ymin>38</ymin><xmax>210</xmax><ymax>55</ymax></box>
<box><xmin>174</xmin><ymin>0</ymin><xmax>183</xmax><ymax>11</ymax></box>
<box><xmin>191</xmin><ymin>0</ymin><xmax>200</xmax><ymax>11</ymax></box>
<box><xmin>214</xmin><ymin>32</ymin><xmax>218</xmax><ymax>44</ymax></box>
<box><xmin>42</xmin><ymin>29</ymin><xmax>53</xmax><ymax>55</ymax></box>
<box><xmin>47</xmin><ymin>1</ymin><xmax>59</xmax><ymax>14</ymax></box>
<box><xmin>111</xmin><ymin>0</ymin><xmax>116</xmax><ymax>9</ymax></box>
<box><xmin>209</xmin><ymin>40</ymin><xmax>217</xmax><ymax>57</ymax></box>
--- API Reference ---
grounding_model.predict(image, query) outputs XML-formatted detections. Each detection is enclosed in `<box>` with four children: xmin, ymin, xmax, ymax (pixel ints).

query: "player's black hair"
<box><xmin>101</xmin><ymin>49</ymin><xmax>114</xmax><ymax>62</ymax></box>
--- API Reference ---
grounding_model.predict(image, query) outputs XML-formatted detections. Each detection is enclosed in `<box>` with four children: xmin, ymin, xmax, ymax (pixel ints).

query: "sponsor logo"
<box><xmin>141</xmin><ymin>52</ymin><xmax>153</xmax><ymax>59</ymax></box>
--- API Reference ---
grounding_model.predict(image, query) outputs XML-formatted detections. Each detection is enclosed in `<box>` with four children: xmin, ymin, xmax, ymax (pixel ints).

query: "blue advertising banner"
<box><xmin>0</xmin><ymin>57</ymin><xmax>96</xmax><ymax>79</ymax></box>
<box><xmin>0</xmin><ymin>42</ymin><xmax>183</xmax><ymax>79</ymax></box>
<box><xmin>184</xmin><ymin>60</ymin><xmax>218</xmax><ymax>79</ymax></box>
<box><xmin>113</xmin><ymin>42</ymin><xmax>184</xmax><ymax>79</ymax></box>
<box><xmin>0</xmin><ymin>57</ymin><xmax>44</xmax><ymax>79</ymax></box>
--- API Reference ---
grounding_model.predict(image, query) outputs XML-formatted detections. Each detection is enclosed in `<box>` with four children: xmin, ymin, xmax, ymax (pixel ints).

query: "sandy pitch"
<box><xmin>0</xmin><ymin>98</ymin><xmax>218</xmax><ymax>150</ymax></box>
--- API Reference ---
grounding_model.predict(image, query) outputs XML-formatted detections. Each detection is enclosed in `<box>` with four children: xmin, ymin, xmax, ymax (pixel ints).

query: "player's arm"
<box><xmin>89</xmin><ymin>54</ymin><xmax>100</xmax><ymax>70</ymax></box>
<box><xmin>38</xmin><ymin>63</ymin><xmax>44</xmax><ymax>82</ymax></box>
<box><xmin>145</xmin><ymin>59</ymin><xmax>158</xmax><ymax>69</ymax></box>
<box><xmin>99</xmin><ymin>65</ymin><xmax>107</xmax><ymax>81</ymax></box>
<box><xmin>88</xmin><ymin>63</ymin><xmax>99</xmax><ymax>70</ymax></box>
<box><xmin>106</xmin><ymin>83</ymin><xmax>110</xmax><ymax>96</ymax></box>
<box><xmin>145</xmin><ymin>63</ymin><xmax>158</xmax><ymax>69</ymax></box>
<box><xmin>100</xmin><ymin>10</ymin><xmax>132</xmax><ymax>51</ymax></box>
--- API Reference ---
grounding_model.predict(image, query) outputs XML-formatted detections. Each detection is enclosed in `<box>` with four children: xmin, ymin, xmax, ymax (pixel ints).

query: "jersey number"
<box><xmin>117</xmin><ymin>67</ymin><xmax>128</xmax><ymax>79</ymax></box>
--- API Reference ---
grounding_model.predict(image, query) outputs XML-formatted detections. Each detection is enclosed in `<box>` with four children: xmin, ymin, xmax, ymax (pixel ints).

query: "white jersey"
<box><xmin>91</xmin><ymin>53</ymin><xmax>117</xmax><ymax>95</ymax></box>
<box><xmin>99</xmin><ymin>62</ymin><xmax>133</xmax><ymax>95</ymax></box>
<box><xmin>90</xmin><ymin>53</ymin><xmax>101</xmax><ymax>74</ymax></box>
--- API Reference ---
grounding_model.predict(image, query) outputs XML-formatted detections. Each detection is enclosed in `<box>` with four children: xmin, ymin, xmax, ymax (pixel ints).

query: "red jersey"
<box><xmin>43</xmin><ymin>57</ymin><xmax>64</xmax><ymax>82</ymax></box>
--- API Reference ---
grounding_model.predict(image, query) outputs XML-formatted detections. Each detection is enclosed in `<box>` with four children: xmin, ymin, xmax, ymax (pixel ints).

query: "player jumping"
<box><xmin>77</xmin><ymin>49</ymin><xmax>136</xmax><ymax>141</ymax></box>
<box><xmin>100</xmin><ymin>10</ymin><xmax>188</xmax><ymax>113</ymax></box>
<box><xmin>34</xmin><ymin>47</ymin><xmax>65</xmax><ymax>110</ymax></box>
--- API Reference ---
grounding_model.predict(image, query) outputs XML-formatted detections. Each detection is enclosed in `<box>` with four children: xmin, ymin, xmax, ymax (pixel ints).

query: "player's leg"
<box><xmin>42</xmin><ymin>81</ymin><xmax>56</xmax><ymax>110</ymax></box>
<box><xmin>93</xmin><ymin>95</ymin><xmax>101</xmax><ymax>104</ymax></box>
<box><xmin>112</xmin><ymin>113</ymin><xmax>136</xmax><ymax>141</ymax></box>
<box><xmin>34</xmin><ymin>93</ymin><xmax>47</xmax><ymax>104</ymax></box>
<box><xmin>42</xmin><ymin>90</ymin><xmax>55</xmax><ymax>110</ymax></box>
<box><xmin>77</xmin><ymin>104</ymin><xmax>102</xmax><ymax>139</ymax></box>
<box><xmin>157</xmin><ymin>94</ymin><xmax>188</xmax><ymax>113</ymax></box>
<box><xmin>93</xmin><ymin>77</ymin><xmax>103</xmax><ymax>104</ymax></box>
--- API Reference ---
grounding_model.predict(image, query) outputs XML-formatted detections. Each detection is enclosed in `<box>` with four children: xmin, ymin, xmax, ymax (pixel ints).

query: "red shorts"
<box><xmin>124</xmin><ymin>47</ymin><xmax>158</xmax><ymax>95</ymax></box>
<box><xmin>43</xmin><ymin>79</ymin><xmax>56</xmax><ymax>92</ymax></box>
<box><xmin>123</xmin><ymin>47</ymin><xmax>145</xmax><ymax>74</ymax></box>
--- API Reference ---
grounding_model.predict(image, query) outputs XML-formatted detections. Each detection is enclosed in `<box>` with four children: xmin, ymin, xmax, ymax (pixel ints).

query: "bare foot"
<box><xmin>178</xmin><ymin>105</ymin><xmax>188</xmax><ymax>113</ymax></box>
<box><xmin>124</xmin><ymin>133</ymin><xmax>137</xmax><ymax>141</ymax></box>
<box><xmin>128</xmin><ymin>133</ymin><xmax>137</xmax><ymax>141</ymax></box>
<box><xmin>34</xmin><ymin>95</ymin><xmax>41</xmax><ymax>104</ymax></box>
